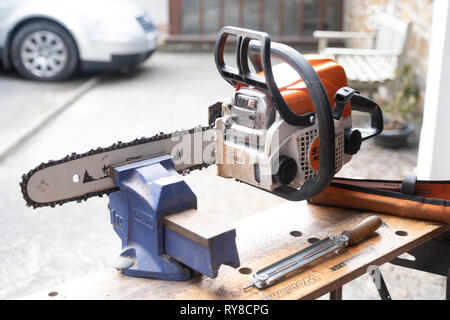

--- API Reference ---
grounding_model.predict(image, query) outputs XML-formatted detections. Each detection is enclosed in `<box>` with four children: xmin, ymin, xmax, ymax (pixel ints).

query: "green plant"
<box><xmin>379</xmin><ymin>65</ymin><xmax>421</xmax><ymax>130</ymax></box>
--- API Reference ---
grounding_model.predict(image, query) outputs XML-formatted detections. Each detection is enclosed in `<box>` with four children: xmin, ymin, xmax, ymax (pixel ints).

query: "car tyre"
<box><xmin>11</xmin><ymin>21</ymin><xmax>78</xmax><ymax>81</ymax></box>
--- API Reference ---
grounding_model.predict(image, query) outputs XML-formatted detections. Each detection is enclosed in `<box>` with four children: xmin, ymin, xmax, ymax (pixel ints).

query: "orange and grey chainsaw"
<box><xmin>20</xmin><ymin>27</ymin><xmax>383</xmax><ymax>208</ymax></box>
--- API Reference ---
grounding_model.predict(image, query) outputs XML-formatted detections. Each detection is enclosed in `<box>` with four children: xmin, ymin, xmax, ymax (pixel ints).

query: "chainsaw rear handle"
<box><xmin>351</xmin><ymin>93</ymin><xmax>384</xmax><ymax>141</ymax></box>
<box><xmin>333</xmin><ymin>87</ymin><xmax>383</xmax><ymax>144</ymax></box>
<box><xmin>215</xmin><ymin>26</ymin><xmax>335</xmax><ymax>202</ymax></box>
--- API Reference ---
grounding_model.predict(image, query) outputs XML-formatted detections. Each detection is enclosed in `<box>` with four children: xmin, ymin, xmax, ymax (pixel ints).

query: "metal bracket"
<box><xmin>390</xmin><ymin>231</ymin><xmax>450</xmax><ymax>276</ymax></box>
<box><xmin>390</xmin><ymin>230</ymin><xmax>450</xmax><ymax>300</ymax></box>
<box><xmin>368</xmin><ymin>266</ymin><xmax>392</xmax><ymax>300</ymax></box>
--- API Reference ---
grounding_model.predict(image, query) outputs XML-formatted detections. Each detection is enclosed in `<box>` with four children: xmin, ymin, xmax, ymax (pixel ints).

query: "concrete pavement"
<box><xmin>0</xmin><ymin>67</ymin><xmax>99</xmax><ymax>159</ymax></box>
<box><xmin>0</xmin><ymin>52</ymin><xmax>446</xmax><ymax>299</ymax></box>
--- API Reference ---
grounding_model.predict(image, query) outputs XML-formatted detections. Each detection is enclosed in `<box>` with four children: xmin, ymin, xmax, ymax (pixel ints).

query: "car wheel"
<box><xmin>11</xmin><ymin>21</ymin><xmax>78</xmax><ymax>81</ymax></box>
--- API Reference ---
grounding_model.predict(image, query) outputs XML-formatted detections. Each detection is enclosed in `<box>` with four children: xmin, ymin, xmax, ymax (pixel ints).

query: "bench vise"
<box><xmin>107</xmin><ymin>155</ymin><xmax>240</xmax><ymax>280</ymax></box>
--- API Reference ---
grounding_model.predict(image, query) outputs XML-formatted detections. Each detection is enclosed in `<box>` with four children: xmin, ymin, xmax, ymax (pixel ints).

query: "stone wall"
<box><xmin>343</xmin><ymin>0</ymin><xmax>434</xmax><ymax>87</ymax></box>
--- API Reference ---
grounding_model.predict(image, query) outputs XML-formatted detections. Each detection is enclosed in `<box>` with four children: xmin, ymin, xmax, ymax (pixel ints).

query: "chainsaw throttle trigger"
<box><xmin>333</xmin><ymin>87</ymin><xmax>356</xmax><ymax>120</ymax></box>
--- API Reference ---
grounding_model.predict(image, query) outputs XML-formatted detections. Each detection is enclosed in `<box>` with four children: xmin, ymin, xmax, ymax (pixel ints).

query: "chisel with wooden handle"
<box><xmin>244</xmin><ymin>216</ymin><xmax>382</xmax><ymax>290</ymax></box>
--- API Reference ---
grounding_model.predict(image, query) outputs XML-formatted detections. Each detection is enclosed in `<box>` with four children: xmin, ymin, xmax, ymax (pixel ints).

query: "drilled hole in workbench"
<box><xmin>239</xmin><ymin>267</ymin><xmax>252</xmax><ymax>275</ymax></box>
<box><xmin>308</xmin><ymin>237</ymin><xmax>320</xmax><ymax>244</ymax></box>
<box><xmin>290</xmin><ymin>231</ymin><xmax>302</xmax><ymax>237</ymax></box>
<box><xmin>48</xmin><ymin>291</ymin><xmax>58</xmax><ymax>297</ymax></box>
<box><xmin>395</xmin><ymin>231</ymin><xmax>408</xmax><ymax>237</ymax></box>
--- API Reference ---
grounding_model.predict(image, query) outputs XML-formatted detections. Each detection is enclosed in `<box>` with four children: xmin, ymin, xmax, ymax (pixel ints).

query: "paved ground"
<box><xmin>0</xmin><ymin>66</ymin><xmax>96</xmax><ymax>157</ymax></box>
<box><xmin>0</xmin><ymin>52</ymin><xmax>446</xmax><ymax>299</ymax></box>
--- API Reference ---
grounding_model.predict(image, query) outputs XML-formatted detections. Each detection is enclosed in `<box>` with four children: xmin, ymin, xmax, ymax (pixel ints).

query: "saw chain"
<box><xmin>20</xmin><ymin>124</ymin><xmax>214</xmax><ymax>209</ymax></box>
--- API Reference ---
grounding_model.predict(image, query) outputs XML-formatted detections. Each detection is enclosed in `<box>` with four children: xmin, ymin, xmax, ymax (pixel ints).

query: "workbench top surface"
<box><xmin>26</xmin><ymin>202</ymin><xmax>449</xmax><ymax>300</ymax></box>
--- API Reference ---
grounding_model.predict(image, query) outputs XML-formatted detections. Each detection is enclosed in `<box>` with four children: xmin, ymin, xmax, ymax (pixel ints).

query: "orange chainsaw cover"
<box><xmin>240</xmin><ymin>55</ymin><xmax>352</xmax><ymax>119</ymax></box>
<box><xmin>310</xmin><ymin>178</ymin><xmax>450</xmax><ymax>224</ymax></box>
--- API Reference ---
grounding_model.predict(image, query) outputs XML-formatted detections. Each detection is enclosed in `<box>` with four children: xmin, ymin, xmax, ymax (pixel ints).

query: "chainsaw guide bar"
<box><xmin>20</xmin><ymin>124</ymin><xmax>215</xmax><ymax>209</ymax></box>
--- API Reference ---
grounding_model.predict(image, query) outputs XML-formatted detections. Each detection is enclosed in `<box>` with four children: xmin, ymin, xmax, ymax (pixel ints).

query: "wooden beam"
<box><xmin>199</xmin><ymin>0</ymin><xmax>205</xmax><ymax>35</ymax></box>
<box><xmin>279</xmin><ymin>0</ymin><xmax>285</xmax><ymax>37</ymax></box>
<box><xmin>298</xmin><ymin>0</ymin><xmax>305</xmax><ymax>36</ymax></box>
<box><xmin>339</xmin><ymin>0</ymin><xmax>345</xmax><ymax>31</ymax></box>
<box><xmin>319</xmin><ymin>0</ymin><xmax>326</xmax><ymax>30</ymax></box>
<box><xmin>259</xmin><ymin>0</ymin><xmax>264</xmax><ymax>31</ymax></box>
<box><xmin>168</xmin><ymin>0</ymin><xmax>182</xmax><ymax>35</ymax></box>
<box><xmin>219</xmin><ymin>0</ymin><xmax>225</xmax><ymax>29</ymax></box>
<box><xmin>239</xmin><ymin>0</ymin><xmax>244</xmax><ymax>27</ymax></box>
<box><xmin>163</xmin><ymin>210</ymin><xmax>236</xmax><ymax>248</ymax></box>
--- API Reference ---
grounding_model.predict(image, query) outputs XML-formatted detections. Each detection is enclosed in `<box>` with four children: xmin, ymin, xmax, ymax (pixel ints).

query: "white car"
<box><xmin>0</xmin><ymin>0</ymin><xmax>159</xmax><ymax>81</ymax></box>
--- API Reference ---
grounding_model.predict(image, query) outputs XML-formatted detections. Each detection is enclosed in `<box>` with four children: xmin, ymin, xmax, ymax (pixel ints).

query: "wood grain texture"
<box><xmin>163</xmin><ymin>209</ymin><xmax>235</xmax><ymax>247</ymax></box>
<box><xmin>25</xmin><ymin>202</ymin><xmax>449</xmax><ymax>300</ymax></box>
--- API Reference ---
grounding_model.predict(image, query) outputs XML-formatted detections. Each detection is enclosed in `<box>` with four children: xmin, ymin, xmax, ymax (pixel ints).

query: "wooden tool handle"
<box><xmin>342</xmin><ymin>216</ymin><xmax>382</xmax><ymax>245</ymax></box>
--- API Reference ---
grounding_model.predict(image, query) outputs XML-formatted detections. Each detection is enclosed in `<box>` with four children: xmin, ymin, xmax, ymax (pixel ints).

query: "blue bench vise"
<box><xmin>107</xmin><ymin>154</ymin><xmax>240</xmax><ymax>280</ymax></box>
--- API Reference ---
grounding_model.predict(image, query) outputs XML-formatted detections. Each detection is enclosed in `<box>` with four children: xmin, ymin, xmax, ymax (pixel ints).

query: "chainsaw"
<box><xmin>20</xmin><ymin>27</ymin><xmax>383</xmax><ymax>208</ymax></box>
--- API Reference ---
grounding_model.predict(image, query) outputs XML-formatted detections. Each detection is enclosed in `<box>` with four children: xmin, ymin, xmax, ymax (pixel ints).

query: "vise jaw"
<box><xmin>108</xmin><ymin>155</ymin><xmax>240</xmax><ymax>280</ymax></box>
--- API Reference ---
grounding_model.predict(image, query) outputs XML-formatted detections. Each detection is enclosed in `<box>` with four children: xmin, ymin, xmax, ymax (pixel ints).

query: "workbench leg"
<box><xmin>330</xmin><ymin>287</ymin><xmax>343</xmax><ymax>300</ymax></box>
<box><xmin>446</xmin><ymin>267</ymin><xmax>450</xmax><ymax>300</ymax></box>
<box><xmin>369</xmin><ymin>266</ymin><xmax>392</xmax><ymax>300</ymax></box>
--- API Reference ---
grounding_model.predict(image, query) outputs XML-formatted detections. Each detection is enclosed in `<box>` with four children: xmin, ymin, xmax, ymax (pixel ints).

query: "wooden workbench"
<box><xmin>27</xmin><ymin>202</ymin><xmax>449</xmax><ymax>300</ymax></box>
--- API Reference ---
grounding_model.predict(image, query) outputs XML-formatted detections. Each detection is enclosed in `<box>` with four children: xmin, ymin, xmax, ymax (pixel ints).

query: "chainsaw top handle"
<box><xmin>215</xmin><ymin>26</ymin><xmax>314</xmax><ymax>126</ymax></box>
<box><xmin>214</xmin><ymin>26</ymin><xmax>335</xmax><ymax>201</ymax></box>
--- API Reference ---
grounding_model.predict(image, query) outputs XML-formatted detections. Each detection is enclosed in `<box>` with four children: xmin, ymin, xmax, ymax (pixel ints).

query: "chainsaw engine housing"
<box><xmin>214</xmin><ymin>27</ymin><xmax>382</xmax><ymax>201</ymax></box>
<box><xmin>215</xmin><ymin>55</ymin><xmax>353</xmax><ymax>192</ymax></box>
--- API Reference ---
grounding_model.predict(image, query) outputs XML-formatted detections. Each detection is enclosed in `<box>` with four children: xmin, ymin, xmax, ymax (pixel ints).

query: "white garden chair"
<box><xmin>313</xmin><ymin>13</ymin><xmax>412</xmax><ymax>95</ymax></box>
